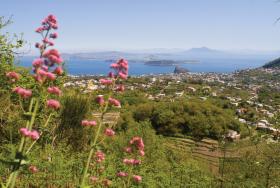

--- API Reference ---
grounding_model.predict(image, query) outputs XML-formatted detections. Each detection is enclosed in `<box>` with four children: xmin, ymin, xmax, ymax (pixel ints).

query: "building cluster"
<box><xmin>65</xmin><ymin>68</ymin><xmax>280</xmax><ymax>139</ymax></box>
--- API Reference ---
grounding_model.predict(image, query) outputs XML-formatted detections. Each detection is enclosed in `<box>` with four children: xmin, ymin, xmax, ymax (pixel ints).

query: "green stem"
<box><xmin>43</xmin><ymin>113</ymin><xmax>53</xmax><ymax>128</ymax></box>
<box><xmin>18</xmin><ymin>98</ymin><xmax>26</xmax><ymax>113</ymax></box>
<box><xmin>80</xmin><ymin>111</ymin><xmax>107</xmax><ymax>187</ymax></box>
<box><xmin>7</xmin><ymin>171</ymin><xmax>18</xmax><ymax>188</ymax></box>
<box><xmin>28</xmin><ymin>98</ymin><xmax>39</xmax><ymax>130</ymax></box>
<box><xmin>126</xmin><ymin>166</ymin><xmax>134</xmax><ymax>188</ymax></box>
<box><xmin>7</xmin><ymin>98</ymin><xmax>39</xmax><ymax>188</ymax></box>
<box><xmin>28</xmin><ymin>98</ymin><xmax>34</xmax><ymax>112</ymax></box>
<box><xmin>80</xmin><ymin>80</ymin><xmax>115</xmax><ymax>187</ymax></box>
<box><xmin>25</xmin><ymin>140</ymin><xmax>37</xmax><ymax>155</ymax></box>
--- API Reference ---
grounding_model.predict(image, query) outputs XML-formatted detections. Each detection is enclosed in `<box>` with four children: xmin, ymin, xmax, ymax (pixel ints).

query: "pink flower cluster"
<box><xmin>117</xmin><ymin>136</ymin><xmax>144</xmax><ymax>183</ymax></box>
<box><xmin>95</xmin><ymin>151</ymin><xmax>105</xmax><ymax>163</ymax></box>
<box><xmin>133</xmin><ymin>175</ymin><xmax>142</xmax><ymax>183</ymax></box>
<box><xmin>123</xmin><ymin>158</ymin><xmax>141</xmax><ymax>165</ymax></box>
<box><xmin>81</xmin><ymin>120</ymin><xmax>97</xmax><ymax>127</ymax></box>
<box><xmin>104</xmin><ymin>128</ymin><xmax>115</xmax><ymax>137</ymax></box>
<box><xmin>108</xmin><ymin>97</ymin><xmax>121</xmax><ymax>107</ymax></box>
<box><xmin>99</xmin><ymin>79</ymin><xmax>112</xmax><ymax>85</ymax></box>
<box><xmin>6</xmin><ymin>72</ymin><xmax>20</xmax><ymax>82</ymax></box>
<box><xmin>7</xmin><ymin>15</ymin><xmax>63</xmax><ymax>112</ymax></box>
<box><xmin>47</xmin><ymin>99</ymin><xmax>60</xmax><ymax>110</ymax></box>
<box><xmin>42</xmin><ymin>49</ymin><xmax>64</xmax><ymax>66</ymax></box>
<box><xmin>97</xmin><ymin>59</ymin><xmax>129</xmax><ymax>108</ymax></box>
<box><xmin>47</xmin><ymin>86</ymin><xmax>62</xmax><ymax>96</ymax></box>
<box><xmin>13</xmin><ymin>87</ymin><xmax>32</xmax><ymax>99</ymax></box>
<box><xmin>36</xmin><ymin>14</ymin><xmax>58</xmax><ymax>33</ymax></box>
<box><xmin>19</xmin><ymin>128</ymin><xmax>40</xmax><ymax>141</ymax></box>
<box><xmin>125</xmin><ymin>136</ymin><xmax>145</xmax><ymax>156</ymax></box>
<box><xmin>117</xmin><ymin>171</ymin><xmax>128</xmax><ymax>177</ymax></box>
<box><xmin>96</xmin><ymin>95</ymin><xmax>105</xmax><ymax>106</ymax></box>
<box><xmin>33</xmin><ymin>50</ymin><xmax>63</xmax><ymax>84</ymax></box>
<box><xmin>110</xmin><ymin>59</ymin><xmax>129</xmax><ymax>80</ymax></box>
<box><xmin>33</xmin><ymin>15</ymin><xmax>63</xmax><ymax>110</ymax></box>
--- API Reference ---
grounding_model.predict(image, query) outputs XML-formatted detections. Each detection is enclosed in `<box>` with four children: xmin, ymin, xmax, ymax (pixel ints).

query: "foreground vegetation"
<box><xmin>1</xmin><ymin>15</ymin><xmax>280</xmax><ymax>188</ymax></box>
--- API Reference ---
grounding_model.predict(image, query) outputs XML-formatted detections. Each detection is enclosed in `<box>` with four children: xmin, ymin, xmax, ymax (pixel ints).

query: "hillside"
<box><xmin>263</xmin><ymin>57</ymin><xmax>280</xmax><ymax>68</ymax></box>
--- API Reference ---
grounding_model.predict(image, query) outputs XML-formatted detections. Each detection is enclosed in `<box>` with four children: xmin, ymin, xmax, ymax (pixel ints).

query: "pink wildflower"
<box><xmin>100</xmin><ymin>79</ymin><xmax>113</xmax><ymax>85</ymax></box>
<box><xmin>43</xmin><ymin>49</ymin><xmax>63</xmax><ymax>64</ymax></box>
<box><xmin>117</xmin><ymin>172</ymin><xmax>128</xmax><ymax>177</ymax></box>
<box><xmin>123</xmin><ymin>158</ymin><xmax>141</xmax><ymax>165</ymax></box>
<box><xmin>19</xmin><ymin>128</ymin><xmax>30</xmax><ymax>137</ymax></box>
<box><xmin>47</xmin><ymin>99</ymin><xmax>60</xmax><ymax>110</ymax></box>
<box><xmin>37</xmin><ymin>69</ymin><xmax>48</xmax><ymax>76</ymax></box>
<box><xmin>110</xmin><ymin>63</ymin><xmax>119</xmax><ymax>69</ymax></box>
<box><xmin>81</xmin><ymin>120</ymin><xmax>89</xmax><ymax>126</ymax></box>
<box><xmin>95</xmin><ymin>151</ymin><xmax>105</xmax><ymax>163</ymax></box>
<box><xmin>81</xmin><ymin>120</ymin><xmax>97</xmax><ymax>127</ymax></box>
<box><xmin>48</xmin><ymin>41</ymin><xmax>54</xmax><ymax>46</ymax></box>
<box><xmin>35</xmin><ymin>27</ymin><xmax>44</xmax><ymax>33</ymax></box>
<box><xmin>53</xmin><ymin>66</ymin><xmax>63</xmax><ymax>75</ymax></box>
<box><xmin>47</xmin><ymin>86</ymin><xmax>62</xmax><ymax>96</ymax></box>
<box><xmin>118</xmin><ymin>58</ymin><xmax>128</xmax><ymax>67</ymax></box>
<box><xmin>139</xmin><ymin>150</ymin><xmax>145</xmax><ymax>156</ymax></box>
<box><xmin>47</xmin><ymin>14</ymin><xmax>57</xmax><ymax>24</ymax></box>
<box><xmin>118</xmin><ymin>72</ymin><xmax>128</xmax><ymax>80</ymax></box>
<box><xmin>34</xmin><ymin>75</ymin><xmax>43</xmax><ymax>84</ymax></box>
<box><xmin>52</xmin><ymin>24</ymin><xmax>58</xmax><ymax>29</ymax></box>
<box><xmin>108</xmin><ymin>97</ymin><xmax>121</xmax><ymax>107</ymax></box>
<box><xmin>48</xmin><ymin>54</ymin><xmax>63</xmax><ymax>64</ymax></box>
<box><xmin>133</xmin><ymin>175</ymin><xmax>142</xmax><ymax>183</ymax></box>
<box><xmin>88</xmin><ymin>121</ymin><xmax>97</xmax><ymax>126</ymax></box>
<box><xmin>29</xmin><ymin>130</ymin><xmax>40</xmax><ymax>140</ymax></box>
<box><xmin>46</xmin><ymin>72</ymin><xmax>56</xmax><ymax>80</ymax></box>
<box><xmin>104</xmin><ymin>128</ymin><xmax>115</xmax><ymax>137</ymax></box>
<box><xmin>29</xmin><ymin>165</ymin><xmax>39</xmax><ymax>173</ymax></box>
<box><xmin>42</xmin><ymin>38</ymin><xmax>49</xmax><ymax>44</ymax></box>
<box><xmin>43</xmin><ymin>49</ymin><xmax>60</xmax><ymax>58</ymax></box>
<box><xmin>6</xmin><ymin>72</ymin><xmax>20</xmax><ymax>81</ymax></box>
<box><xmin>130</xmin><ymin>136</ymin><xmax>145</xmax><ymax>150</ymax></box>
<box><xmin>108</xmin><ymin>72</ymin><xmax>115</xmax><ymax>78</ymax></box>
<box><xmin>13</xmin><ymin>87</ymin><xmax>32</xmax><ymax>99</ymax></box>
<box><xmin>96</xmin><ymin>95</ymin><xmax>105</xmax><ymax>105</ymax></box>
<box><xmin>50</xmin><ymin>32</ymin><xmax>58</xmax><ymax>39</ymax></box>
<box><xmin>41</xmin><ymin>65</ymin><xmax>49</xmax><ymax>71</ymax></box>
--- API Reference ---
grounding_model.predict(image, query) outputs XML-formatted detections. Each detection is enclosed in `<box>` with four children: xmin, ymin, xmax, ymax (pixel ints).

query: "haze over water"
<box><xmin>20</xmin><ymin>58</ymin><xmax>267</xmax><ymax>76</ymax></box>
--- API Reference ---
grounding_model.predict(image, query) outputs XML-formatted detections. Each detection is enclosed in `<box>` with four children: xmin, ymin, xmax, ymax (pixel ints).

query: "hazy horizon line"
<box><xmin>20</xmin><ymin>46</ymin><xmax>280</xmax><ymax>56</ymax></box>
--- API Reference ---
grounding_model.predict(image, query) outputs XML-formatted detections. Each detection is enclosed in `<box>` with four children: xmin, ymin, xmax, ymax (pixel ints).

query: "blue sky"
<box><xmin>1</xmin><ymin>0</ymin><xmax>280</xmax><ymax>52</ymax></box>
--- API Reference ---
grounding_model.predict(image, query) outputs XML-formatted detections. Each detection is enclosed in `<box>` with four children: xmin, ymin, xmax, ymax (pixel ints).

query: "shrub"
<box><xmin>58</xmin><ymin>92</ymin><xmax>91</xmax><ymax>149</ymax></box>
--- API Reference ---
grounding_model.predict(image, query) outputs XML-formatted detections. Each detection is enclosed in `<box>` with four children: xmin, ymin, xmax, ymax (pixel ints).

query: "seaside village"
<box><xmin>64</xmin><ymin>67</ymin><xmax>280</xmax><ymax>141</ymax></box>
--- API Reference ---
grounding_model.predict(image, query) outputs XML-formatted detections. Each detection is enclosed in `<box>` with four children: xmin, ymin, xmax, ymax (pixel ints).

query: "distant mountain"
<box><xmin>186</xmin><ymin>47</ymin><xmax>219</xmax><ymax>53</ymax></box>
<box><xmin>39</xmin><ymin>47</ymin><xmax>280</xmax><ymax>62</ymax></box>
<box><xmin>263</xmin><ymin>57</ymin><xmax>280</xmax><ymax>68</ymax></box>
<box><xmin>60</xmin><ymin>47</ymin><xmax>224</xmax><ymax>61</ymax></box>
<box><xmin>179</xmin><ymin>47</ymin><xmax>234</xmax><ymax>59</ymax></box>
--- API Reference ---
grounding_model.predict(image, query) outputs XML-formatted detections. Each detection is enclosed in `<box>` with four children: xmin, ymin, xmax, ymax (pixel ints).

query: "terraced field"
<box><xmin>92</xmin><ymin>112</ymin><xmax>120</xmax><ymax>126</ymax></box>
<box><xmin>92</xmin><ymin>112</ymin><xmax>243</xmax><ymax>175</ymax></box>
<box><xmin>165</xmin><ymin>137</ymin><xmax>240</xmax><ymax>174</ymax></box>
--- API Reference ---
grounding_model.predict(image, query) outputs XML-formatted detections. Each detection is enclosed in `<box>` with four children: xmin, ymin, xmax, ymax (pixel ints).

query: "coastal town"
<box><xmin>65</xmin><ymin>67</ymin><xmax>280</xmax><ymax>140</ymax></box>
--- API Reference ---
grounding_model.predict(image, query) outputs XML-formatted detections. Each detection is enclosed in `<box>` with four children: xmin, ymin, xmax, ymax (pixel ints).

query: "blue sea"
<box><xmin>19</xmin><ymin>58</ymin><xmax>268</xmax><ymax>76</ymax></box>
